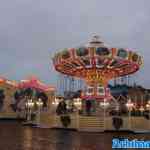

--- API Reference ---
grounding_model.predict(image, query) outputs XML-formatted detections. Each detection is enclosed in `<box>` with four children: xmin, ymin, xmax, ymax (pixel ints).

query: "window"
<box><xmin>76</xmin><ymin>47</ymin><xmax>89</xmax><ymax>57</ymax></box>
<box><xmin>96</xmin><ymin>58</ymin><xmax>104</xmax><ymax>68</ymax></box>
<box><xmin>61</xmin><ymin>49</ymin><xmax>70</xmax><ymax>59</ymax></box>
<box><xmin>81</xmin><ymin>58</ymin><xmax>92</xmax><ymax>68</ymax></box>
<box><xmin>96</xmin><ymin>47</ymin><xmax>110</xmax><ymax>56</ymax></box>
<box><xmin>117</xmin><ymin>49</ymin><xmax>128</xmax><ymax>59</ymax></box>
<box><xmin>97</xmin><ymin>86</ymin><xmax>105</xmax><ymax>96</ymax></box>
<box><xmin>132</xmin><ymin>53</ymin><xmax>138</xmax><ymax>62</ymax></box>
<box><xmin>86</xmin><ymin>86</ymin><xmax>94</xmax><ymax>96</ymax></box>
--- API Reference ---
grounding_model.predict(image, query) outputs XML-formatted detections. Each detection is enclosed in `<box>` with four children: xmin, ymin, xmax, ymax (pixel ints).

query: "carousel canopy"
<box><xmin>17</xmin><ymin>76</ymin><xmax>55</xmax><ymax>92</ymax></box>
<box><xmin>53</xmin><ymin>35</ymin><xmax>143</xmax><ymax>85</ymax></box>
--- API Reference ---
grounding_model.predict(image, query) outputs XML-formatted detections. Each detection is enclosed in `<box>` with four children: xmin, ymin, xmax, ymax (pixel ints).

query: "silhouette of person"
<box><xmin>86</xmin><ymin>100</ymin><xmax>92</xmax><ymax>116</ymax></box>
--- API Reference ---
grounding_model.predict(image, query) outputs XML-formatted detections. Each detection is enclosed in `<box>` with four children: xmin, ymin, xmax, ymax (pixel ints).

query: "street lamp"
<box><xmin>36</xmin><ymin>98</ymin><xmax>43</xmax><ymax>125</ymax></box>
<box><xmin>52</xmin><ymin>97</ymin><xmax>59</xmax><ymax>106</ymax></box>
<box><xmin>100</xmin><ymin>98</ymin><xmax>110</xmax><ymax>129</ymax></box>
<box><xmin>25</xmin><ymin>99</ymin><xmax>34</xmax><ymax>122</ymax></box>
<box><xmin>100</xmin><ymin>99</ymin><xmax>110</xmax><ymax>117</ymax></box>
<box><xmin>115</xmin><ymin>102</ymin><xmax>120</xmax><ymax>112</ymax></box>
<box><xmin>74</xmin><ymin>98</ymin><xmax>82</xmax><ymax>111</ymax></box>
<box><xmin>139</xmin><ymin>106</ymin><xmax>145</xmax><ymax>116</ymax></box>
<box><xmin>100</xmin><ymin>99</ymin><xmax>109</xmax><ymax>108</ymax></box>
<box><xmin>126</xmin><ymin>99</ymin><xmax>134</xmax><ymax>130</ymax></box>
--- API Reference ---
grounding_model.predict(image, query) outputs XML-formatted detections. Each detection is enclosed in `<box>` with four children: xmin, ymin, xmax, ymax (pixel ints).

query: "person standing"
<box><xmin>86</xmin><ymin>100</ymin><xmax>92</xmax><ymax>116</ymax></box>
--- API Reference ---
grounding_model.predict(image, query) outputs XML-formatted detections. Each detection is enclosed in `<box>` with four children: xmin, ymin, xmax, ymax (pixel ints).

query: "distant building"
<box><xmin>110</xmin><ymin>84</ymin><xmax>150</xmax><ymax>108</ymax></box>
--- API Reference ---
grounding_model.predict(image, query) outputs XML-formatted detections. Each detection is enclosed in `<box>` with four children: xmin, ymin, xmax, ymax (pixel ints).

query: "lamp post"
<box><xmin>36</xmin><ymin>98</ymin><xmax>43</xmax><ymax>125</ymax></box>
<box><xmin>25</xmin><ymin>99</ymin><xmax>34</xmax><ymax>122</ymax></box>
<box><xmin>74</xmin><ymin>98</ymin><xmax>82</xmax><ymax>129</ymax></box>
<box><xmin>100</xmin><ymin>99</ymin><xmax>110</xmax><ymax>108</ymax></box>
<box><xmin>126</xmin><ymin>99</ymin><xmax>134</xmax><ymax>130</ymax></box>
<box><xmin>139</xmin><ymin>106</ymin><xmax>145</xmax><ymax>116</ymax></box>
<box><xmin>74</xmin><ymin>98</ymin><xmax>82</xmax><ymax>111</ymax></box>
<box><xmin>100</xmin><ymin>98</ymin><xmax>109</xmax><ymax>129</ymax></box>
<box><xmin>115</xmin><ymin>102</ymin><xmax>120</xmax><ymax>112</ymax></box>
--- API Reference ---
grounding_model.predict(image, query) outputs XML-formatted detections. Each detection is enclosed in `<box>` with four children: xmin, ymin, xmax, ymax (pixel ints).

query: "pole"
<box><xmin>37</xmin><ymin>104</ymin><xmax>41</xmax><ymax>125</ymax></box>
<box><xmin>27</xmin><ymin>105</ymin><xmax>30</xmax><ymax>121</ymax></box>
<box><xmin>129</xmin><ymin>108</ymin><xmax>131</xmax><ymax>130</ymax></box>
<box><xmin>27</xmin><ymin>100</ymin><xmax>31</xmax><ymax>122</ymax></box>
<box><xmin>29</xmin><ymin>106</ymin><xmax>31</xmax><ymax>122</ymax></box>
<box><xmin>104</xmin><ymin>99</ymin><xmax>105</xmax><ymax>130</ymax></box>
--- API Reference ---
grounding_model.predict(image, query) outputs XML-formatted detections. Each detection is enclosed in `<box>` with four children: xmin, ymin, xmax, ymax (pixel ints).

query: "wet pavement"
<box><xmin>0</xmin><ymin>121</ymin><xmax>150</xmax><ymax>150</ymax></box>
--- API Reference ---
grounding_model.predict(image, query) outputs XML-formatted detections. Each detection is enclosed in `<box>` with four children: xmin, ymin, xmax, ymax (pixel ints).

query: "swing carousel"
<box><xmin>53</xmin><ymin>35</ymin><xmax>143</xmax><ymax>104</ymax></box>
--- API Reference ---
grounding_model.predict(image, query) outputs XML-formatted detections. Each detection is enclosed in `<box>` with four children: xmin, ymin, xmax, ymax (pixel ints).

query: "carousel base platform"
<box><xmin>49</xmin><ymin>115</ymin><xmax>150</xmax><ymax>133</ymax></box>
<box><xmin>33</xmin><ymin>124</ymin><xmax>51</xmax><ymax>129</ymax></box>
<box><xmin>133</xmin><ymin>130</ymin><xmax>150</xmax><ymax>134</ymax></box>
<box><xmin>52</xmin><ymin>127</ymin><xmax>77</xmax><ymax>131</ymax></box>
<box><xmin>22</xmin><ymin>121</ymin><xmax>51</xmax><ymax>128</ymax></box>
<box><xmin>22</xmin><ymin>121</ymin><xmax>37</xmax><ymax>126</ymax></box>
<box><xmin>0</xmin><ymin>112</ymin><xmax>18</xmax><ymax>119</ymax></box>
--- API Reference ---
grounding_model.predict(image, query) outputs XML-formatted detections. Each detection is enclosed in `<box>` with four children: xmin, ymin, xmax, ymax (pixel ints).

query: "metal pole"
<box><xmin>129</xmin><ymin>108</ymin><xmax>131</xmax><ymax>130</ymax></box>
<box><xmin>104</xmin><ymin>99</ymin><xmax>105</xmax><ymax>130</ymax></box>
<box><xmin>27</xmin><ymin>105</ymin><xmax>30</xmax><ymax>121</ymax></box>
<box><xmin>29</xmin><ymin>106</ymin><xmax>31</xmax><ymax>122</ymax></box>
<box><xmin>36</xmin><ymin>105</ymin><xmax>40</xmax><ymax>125</ymax></box>
<box><xmin>27</xmin><ymin>100</ymin><xmax>30</xmax><ymax>122</ymax></box>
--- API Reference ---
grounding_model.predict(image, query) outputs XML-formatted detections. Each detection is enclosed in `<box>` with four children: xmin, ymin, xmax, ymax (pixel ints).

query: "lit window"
<box><xmin>97</xmin><ymin>86</ymin><xmax>105</xmax><ymax>96</ymax></box>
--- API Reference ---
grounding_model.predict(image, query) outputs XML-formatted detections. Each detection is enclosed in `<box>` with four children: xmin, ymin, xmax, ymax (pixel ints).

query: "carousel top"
<box><xmin>53</xmin><ymin>36</ymin><xmax>143</xmax><ymax>85</ymax></box>
<box><xmin>86</xmin><ymin>35</ymin><xmax>106</xmax><ymax>47</ymax></box>
<box><xmin>18</xmin><ymin>76</ymin><xmax>55</xmax><ymax>92</ymax></box>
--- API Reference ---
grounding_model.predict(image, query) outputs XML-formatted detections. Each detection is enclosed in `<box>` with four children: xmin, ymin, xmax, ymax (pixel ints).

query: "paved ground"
<box><xmin>0</xmin><ymin>121</ymin><xmax>150</xmax><ymax>150</ymax></box>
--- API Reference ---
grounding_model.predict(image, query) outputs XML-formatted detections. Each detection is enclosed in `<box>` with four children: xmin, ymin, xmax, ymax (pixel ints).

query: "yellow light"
<box><xmin>139</xmin><ymin>106</ymin><xmax>145</xmax><ymax>112</ymax></box>
<box><xmin>126</xmin><ymin>99</ymin><xmax>134</xmax><ymax>110</ymax></box>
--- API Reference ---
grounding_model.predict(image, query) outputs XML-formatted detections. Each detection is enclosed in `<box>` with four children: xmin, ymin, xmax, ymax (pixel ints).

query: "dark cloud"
<box><xmin>0</xmin><ymin>0</ymin><xmax>150</xmax><ymax>87</ymax></box>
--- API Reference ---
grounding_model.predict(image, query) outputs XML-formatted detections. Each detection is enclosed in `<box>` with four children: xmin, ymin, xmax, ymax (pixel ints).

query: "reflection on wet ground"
<box><xmin>0</xmin><ymin>121</ymin><xmax>150</xmax><ymax>150</ymax></box>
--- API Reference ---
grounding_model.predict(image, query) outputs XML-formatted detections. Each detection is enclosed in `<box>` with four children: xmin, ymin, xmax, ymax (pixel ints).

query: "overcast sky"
<box><xmin>0</xmin><ymin>0</ymin><xmax>150</xmax><ymax>88</ymax></box>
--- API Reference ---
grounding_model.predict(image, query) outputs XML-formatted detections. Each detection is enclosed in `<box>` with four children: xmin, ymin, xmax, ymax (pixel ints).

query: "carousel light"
<box><xmin>52</xmin><ymin>97</ymin><xmax>61</xmax><ymax>105</ymax></box>
<box><xmin>100</xmin><ymin>99</ymin><xmax>109</xmax><ymax>108</ymax></box>
<box><xmin>126</xmin><ymin>99</ymin><xmax>134</xmax><ymax>110</ymax></box>
<box><xmin>139</xmin><ymin>106</ymin><xmax>145</xmax><ymax>112</ymax></box>
<box><xmin>26</xmin><ymin>99</ymin><xmax>34</xmax><ymax>108</ymax></box>
<box><xmin>36</xmin><ymin>98</ymin><xmax>43</xmax><ymax>107</ymax></box>
<box><xmin>146</xmin><ymin>100</ymin><xmax>150</xmax><ymax>128</ymax></box>
<box><xmin>146</xmin><ymin>100</ymin><xmax>150</xmax><ymax>110</ymax></box>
